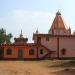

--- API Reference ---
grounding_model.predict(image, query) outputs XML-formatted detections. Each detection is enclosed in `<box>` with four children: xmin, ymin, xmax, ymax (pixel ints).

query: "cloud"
<box><xmin>0</xmin><ymin>10</ymin><xmax>55</xmax><ymax>42</ymax></box>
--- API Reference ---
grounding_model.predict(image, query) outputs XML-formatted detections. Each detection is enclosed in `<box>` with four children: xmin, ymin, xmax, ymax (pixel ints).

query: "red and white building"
<box><xmin>33</xmin><ymin>11</ymin><xmax>75</xmax><ymax>59</ymax></box>
<box><xmin>0</xmin><ymin>11</ymin><xmax>75</xmax><ymax>60</ymax></box>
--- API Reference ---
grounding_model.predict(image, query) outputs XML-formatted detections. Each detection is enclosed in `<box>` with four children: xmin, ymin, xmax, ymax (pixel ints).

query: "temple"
<box><xmin>48</xmin><ymin>11</ymin><xmax>71</xmax><ymax>35</ymax></box>
<box><xmin>0</xmin><ymin>11</ymin><xmax>75</xmax><ymax>60</ymax></box>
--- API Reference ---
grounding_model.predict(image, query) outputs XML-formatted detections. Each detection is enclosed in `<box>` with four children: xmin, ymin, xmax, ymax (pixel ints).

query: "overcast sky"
<box><xmin>0</xmin><ymin>0</ymin><xmax>75</xmax><ymax>42</ymax></box>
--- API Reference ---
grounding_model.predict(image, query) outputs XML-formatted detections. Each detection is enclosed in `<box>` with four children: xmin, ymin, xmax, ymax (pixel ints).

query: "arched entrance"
<box><xmin>0</xmin><ymin>47</ymin><xmax>4</xmax><ymax>59</ymax></box>
<box><xmin>18</xmin><ymin>49</ymin><xmax>24</xmax><ymax>60</ymax></box>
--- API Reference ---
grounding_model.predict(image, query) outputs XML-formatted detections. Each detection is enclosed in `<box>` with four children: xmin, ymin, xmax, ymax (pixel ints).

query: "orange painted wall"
<box><xmin>3</xmin><ymin>45</ymin><xmax>38</xmax><ymax>59</ymax></box>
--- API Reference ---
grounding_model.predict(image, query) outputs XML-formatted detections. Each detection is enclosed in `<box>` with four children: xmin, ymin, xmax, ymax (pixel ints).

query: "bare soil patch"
<box><xmin>0</xmin><ymin>60</ymin><xmax>75</xmax><ymax>75</ymax></box>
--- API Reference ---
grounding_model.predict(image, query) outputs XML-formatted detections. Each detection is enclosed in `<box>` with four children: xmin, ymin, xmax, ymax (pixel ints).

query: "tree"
<box><xmin>0</xmin><ymin>28</ymin><xmax>13</xmax><ymax>44</ymax></box>
<box><xmin>6</xmin><ymin>33</ymin><xmax>13</xmax><ymax>43</ymax></box>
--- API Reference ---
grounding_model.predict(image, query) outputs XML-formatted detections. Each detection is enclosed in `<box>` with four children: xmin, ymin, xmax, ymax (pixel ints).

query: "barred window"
<box><xmin>29</xmin><ymin>49</ymin><xmax>34</xmax><ymax>55</ymax></box>
<box><xmin>46</xmin><ymin>37</ymin><xmax>49</xmax><ymax>41</ymax></box>
<box><xmin>6</xmin><ymin>48</ymin><xmax>12</xmax><ymax>55</ymax></box>
<box><xmin>40</xmin><ymin>49</ymin><xmax>44</xmax><ymax>54</ymax></box>
<box><xmin>0</xmin><ymin>49</ymin><xmax>4</xmax><ymax>55</ymax></box>
<box><xmin>61</xmin><ymin>48</ymin><xmax>66</xmax><ymax>55</ymax></box>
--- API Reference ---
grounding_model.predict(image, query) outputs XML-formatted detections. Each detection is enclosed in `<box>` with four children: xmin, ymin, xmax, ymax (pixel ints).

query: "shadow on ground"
<box><xmin>50</xmin><ymin>68</ymin><xmax>75</xmax><ymax>75</ymax></box>
<box><xmin>48</xmin><ymin>60</ymin><xmax>75</xmax><ymax>67</ymax></box>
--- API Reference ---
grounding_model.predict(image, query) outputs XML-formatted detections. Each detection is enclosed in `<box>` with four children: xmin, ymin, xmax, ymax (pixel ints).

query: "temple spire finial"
<box><xmin>20</xmin><ymin>29</ymin><xmax>23</xmax><ymax>38</ymax></box>
<box><xmin>56</xmin><ymin>10</ymin><xmax>61</xmax><ymax>15</ymax></box>
<box><xmin>36</xmin><ymin>28</ymin><xmax>39</xmax><ymax>34</ymax></box>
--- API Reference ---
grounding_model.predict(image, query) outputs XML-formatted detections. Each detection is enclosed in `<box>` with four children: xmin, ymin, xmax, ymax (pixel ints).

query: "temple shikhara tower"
<box><xmin>0</xmin><ymin>11</ymin><xmax>75</xmax><ymax>60</ymax></box>
<box><xmin>48</xmin><ymin>11</ymin><xmax>71</xmax><ymax>35</ymax></box>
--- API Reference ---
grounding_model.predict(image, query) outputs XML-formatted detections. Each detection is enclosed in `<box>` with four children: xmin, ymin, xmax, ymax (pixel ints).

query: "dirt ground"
<box><xmin>0</xmin><ymin>60</ymin><xmax>75</xmax><ymax>75</ymax></box>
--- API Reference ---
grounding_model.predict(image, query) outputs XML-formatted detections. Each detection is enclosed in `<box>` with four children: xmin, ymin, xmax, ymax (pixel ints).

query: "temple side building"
<box><xmin>0</xmin><ymin>11</ymin><xmax>75</xmax><ymax>60</ymax></box>
<box><xmin>33</xmin><ymin>11</ymin><xmax>75</xmax><ymax>59</ymax></box>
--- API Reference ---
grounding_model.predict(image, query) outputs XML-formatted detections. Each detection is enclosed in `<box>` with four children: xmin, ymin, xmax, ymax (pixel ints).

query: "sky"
<box><xmin>0</xmin><ymin>0</ymin><xmax>75</xmax><ymax>42</ymax></box>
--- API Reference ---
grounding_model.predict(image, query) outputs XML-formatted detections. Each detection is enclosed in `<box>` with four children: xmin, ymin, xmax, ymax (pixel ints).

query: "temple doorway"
<box><xmin>18</xmin><ymin>49</ymin><xmax>24</xmax><ymax>60</ymax></box>
<box><xmin>0</xmin><ymin>48</ymin><xmax>4</xmax><ymax>59</ymax></box>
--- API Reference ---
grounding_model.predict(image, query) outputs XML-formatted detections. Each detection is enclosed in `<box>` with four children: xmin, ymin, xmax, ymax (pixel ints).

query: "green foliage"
<box><xmin>0</xmin><ymin>28</ymin><xmax>13</xmax><ymax>44</ymax></box>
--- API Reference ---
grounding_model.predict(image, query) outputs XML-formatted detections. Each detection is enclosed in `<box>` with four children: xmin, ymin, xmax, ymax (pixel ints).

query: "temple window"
<box><xmin>29</xmin><ymin>49</ymin><xmax>34</xmax><ymax>55</ymax></box>
<box><xmin>61</xmin><ymin>48</ymin><xmax>66</xmax><ymax>55</ymax></box>
<box><xmin>40</xmin><ymin>49</ymin><xmax>44</xmax><ymax>54</ymax></box>
<box><xmin>0</xmin><ymin>49</ymin><xmax>4</xmax><ymax>55</ymax></box>
<box><xmin>6</xmin><ymin>48</ymin><xmax>12</xmax><ymax>55</ymax></box>
<box><xmin>37</xmin><ymin>37</ymin><xmax>41</xmax><ymax>44</ymax></box>
<box><xmin>46</xmin><ymin>37</ymin><xmax>49</xmax><ymax>41</ymax></box>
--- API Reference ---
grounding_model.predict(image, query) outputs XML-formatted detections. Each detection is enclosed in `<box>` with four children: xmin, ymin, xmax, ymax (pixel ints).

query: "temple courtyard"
<box><xmin>0</xmin><ymin>60</ymin><xmax>75</xmax><ymax>75</ymax></box>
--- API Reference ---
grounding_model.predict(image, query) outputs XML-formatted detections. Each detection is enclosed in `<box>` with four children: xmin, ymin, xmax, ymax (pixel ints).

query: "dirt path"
<box><xmin>0</xmin><ymin>61</ymin><xmax>72</xmax><ymax>75</ymax></box>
